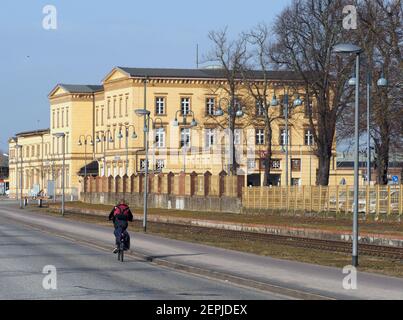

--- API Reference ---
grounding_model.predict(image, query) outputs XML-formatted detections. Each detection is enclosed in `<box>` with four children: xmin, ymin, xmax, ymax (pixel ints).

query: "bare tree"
<box><xmin>204</xmin><ymin>28</ymin><xmax>250</xmax><ymax>175</ymax></box>
<box><xmin>270</xmin><ymin>0</ymin><xmax>354</xmax><ymax>186</ymax></box>
<box><xmin>338</xmin><ymin>0</ymin><xmax>402</xmax><ymax>184</ymax></box>
<box><xmin>240</xmin><ymin>24</ymin><xmax>286</xmax><ymax>186</ymax></box>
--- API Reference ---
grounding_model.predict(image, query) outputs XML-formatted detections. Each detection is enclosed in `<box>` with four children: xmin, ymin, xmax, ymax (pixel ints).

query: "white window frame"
<box><xmin>280</xmin><ymin>129</ymin><xmax>290</xmax><ymax>146</ymax></box>
<box><xmin>156</xmin><ymin>97</ymin><xmax>166</xmax><ymax>115</ymax></box>
<box><xmin>155</xmin><ymin>127</ymin><xmax>166</xmax><ymax>148</ymax></box>
<box><xmin>256</xmin><ymin>129</ymin><xmax>265</xmax><ymax>145</ymax></box>
<box><xmin>181</xmin><ymin>97</ymin><xmax>191</xmax><ymax>115</ymax></box>
<box><xmin>205</xmin><ymin>129</ymin><xmax>216</xmax><ymax>148</ymax></box>
<box><xmin>305</xmin><ymin>129</ymin><xmax>314</xmax><ymax>146</ymax></box>
<box><xmin>206</xmin><ymin>97</ymin><xmax>215</xmax><ymax>115</ymax></box>
<box><xmin>180</xmin><ymin>128</ymin><xmax>191</xmax><ymax>147</ymax></box>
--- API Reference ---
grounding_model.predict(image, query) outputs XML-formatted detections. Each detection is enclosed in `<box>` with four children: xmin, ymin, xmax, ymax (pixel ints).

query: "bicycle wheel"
<box><xmin>119</xmin><ymin>242</ymin><xmax>124</xmax><ymax>262</ymax></box>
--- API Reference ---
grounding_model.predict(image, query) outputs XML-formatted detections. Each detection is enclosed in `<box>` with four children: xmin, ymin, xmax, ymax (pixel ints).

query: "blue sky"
<box><xmin>0</xmin><ymin>0</ymin><xmax>292</xmax><ymax>150</ymax></box>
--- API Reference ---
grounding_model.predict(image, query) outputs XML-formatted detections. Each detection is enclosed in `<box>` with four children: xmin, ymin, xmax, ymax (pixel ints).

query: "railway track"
<box><xmin>145</xmin><ymin>220</ymin><xmax>403</xmax><ymax>260</ymax></box>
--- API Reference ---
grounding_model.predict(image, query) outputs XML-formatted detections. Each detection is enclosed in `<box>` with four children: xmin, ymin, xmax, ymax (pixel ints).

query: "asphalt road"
<box><xmin>0</xmin><ymin>204</ymin><xmax>282</xmax><ymax>300</ymax></box>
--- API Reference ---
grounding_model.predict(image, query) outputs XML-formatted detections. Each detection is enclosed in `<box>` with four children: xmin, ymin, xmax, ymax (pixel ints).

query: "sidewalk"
<box><xmin>1</xmin><ymin>204</ymin><xmax>403</xmax><ymax>300</ymax></box>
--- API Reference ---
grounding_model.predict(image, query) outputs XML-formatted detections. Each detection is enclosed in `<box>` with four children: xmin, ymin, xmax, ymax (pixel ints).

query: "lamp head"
<box><xmin>348</xmin><ymin>77</ymin><xmax>357</xmax><ymax>86</ymax></box>
<box><xmin>333</xmin><ymin>43</ymin><xmax>362</xmax><ymax>54</ymax></box>
<box><xmin>271</xmin><ymin>95</ymin><xmax>279</xmax><ymax>107</ymax></box>
<box><xmin>172</xmin><ymin>119</ymin><xmax>179</xmax><ymax>127</ymax></box>
<box><xmin>236</xmin><ymin>109</ymin><xmax>244</xmax><ymax>117</ymax></box>
<box><xmin>132</xmin><ymin>132</ymin><xmax>138</xmax><ymax>139</ymax></box>
<box><xmin>377</xmin><ymin>77</ymin><xmax>388</xmax><ymax>87</ymax></box>
<box><xmin>214</xmin><ymin>108</ymin><xmax>224</xmax><ymax>116</ymax></box>
<box><xmin>293</xmin><ymin>95</ymin><xmax>302</xmax><ymax>107</ymax></box>
<box><xmin>135</xmin><ymin>109</ymin><xmax>151</xmax><ymax>116</ymax></box>
<box><xmin>190</xmin><ymin>119</ymin><xmax>198</xmax><ymax>127</ymax></box>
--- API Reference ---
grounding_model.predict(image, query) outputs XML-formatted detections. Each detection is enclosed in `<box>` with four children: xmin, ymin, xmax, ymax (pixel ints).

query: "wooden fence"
<box><xmin>243</xmin><ymin>185</ymin><xmax>403</xmax><ymax>216</ymax></box>
<box><xmin>83</xmin><ymin>171</ymin><xmax>244</xmax><ymax>199</ymax></box>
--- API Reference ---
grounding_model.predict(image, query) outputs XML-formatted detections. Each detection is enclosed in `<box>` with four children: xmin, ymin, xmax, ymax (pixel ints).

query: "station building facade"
<box><xmin>8</xmin><ymin>67</ymin><xmax>339</xmax><ymax>198</ymax></box>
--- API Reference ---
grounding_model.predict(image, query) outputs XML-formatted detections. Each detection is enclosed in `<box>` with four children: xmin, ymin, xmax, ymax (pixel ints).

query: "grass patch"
<box><xmin>52</xmin><ymin>201</ymin><xmax>403</xmax><ymax>236</ymax></box>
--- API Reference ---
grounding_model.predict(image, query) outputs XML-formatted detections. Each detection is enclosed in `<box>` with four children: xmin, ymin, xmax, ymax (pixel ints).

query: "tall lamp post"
<box><xmin>270</xmin><ymin>89</ymin><xmax>302</xmax><ymax>186</ymax></box>
<box><xmin>78</xmin><ymin>135</ymin><xmax>94</xmax><ymax>187</ymax></box>
<box><xmin>135</xmin><ymin>109</ymin><xmax>151</xmax><ymax>232</ymax></box>
<box><xmin>117</xmin><ymin>125</ymin><xmax>137</xmax><ymax>176</ymax></box>
<box><xmin>96</xmin><ymin>130</ymin><xmax>114</xmax><ymax>177</ymax></box>
<box><xmin>333</xmin><ymin>43</ymin><xmax>362</xmax><ymax>267</ymax></box>
<box><xmin>53</xmin><ymin>133</ymin><xmax>66</xmax><ymax>216</ymax></box>
<box><xmin>15</xmin><ymin>144</ymin><xmax>23</xmax><ymax>208</ymax></box>
<box><xmin>173</xmin><ymin>110</ymin><xmax>198</xmax><ymax>173</ymax></box>
<box><xmin>214</xmin><ymin>97</ymin><xmax>244</xmax><ymax>175</ymax></box>
<box><xmin>333</xmin><ymin>43</ymin><xmax>388</xmax><ymax>267</ymax></box>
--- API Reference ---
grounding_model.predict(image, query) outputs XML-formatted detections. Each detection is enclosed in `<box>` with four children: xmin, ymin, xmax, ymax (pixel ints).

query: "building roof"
<box><xmin>58</xmin><ymin>84</ymin><xmax>104</xmax><ymax>94</ymax></box>
<box><xmin>15</xmin><ymin>129</ymin><xmax>50</xmax><ymax>138</ymax></box>
<box><xmin>116</xmin><ymin>67</ymin><xmax>311</xmax><ymax>81</ymax></box>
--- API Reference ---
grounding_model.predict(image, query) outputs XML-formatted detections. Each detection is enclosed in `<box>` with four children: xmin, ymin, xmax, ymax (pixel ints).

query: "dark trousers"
<box><xmin>114</xmin><ymin>225</ymin><xmax>130</xmax><ymax>249</ymax></box>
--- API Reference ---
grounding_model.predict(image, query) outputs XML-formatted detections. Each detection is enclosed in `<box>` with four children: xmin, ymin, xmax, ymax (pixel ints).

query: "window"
<box><xmin>119</xmin><ymin>97</ymin><xmax>122</xmax><ymax>117</ymax></box>
<box><xmin>271</xmin><ymin>159</ymin><xmax>281</xmax><ymax>170</ymax></box>
<box><xmin>256</xmin><ymin>100</ymin><xmax>265</xmax><ymax>116</ymax></box>
<box><xmin>234</xmin><ymin>129</ymin><xmax>242</xmax><ymax>145</ymax></box>
<box><xmin>57</xmin><ymin>110</ymin><xmax>60</xmax><ymax>128</ymax></box>
<box><xmin>107</xmin><ymin>100</ymin><xmax>111</xmax><ymax>119</ymax></box>
<box><xmin>156</xmin><ymin>159</ymin><xmax>165</xmax><ymax>171</ymax></box>
<box><xmin>113</xmin><ymin>98</ymin><xmax>116</xmax><ymax>118</ymax></box>
<box><xmin>155</xmin><ymin>128</ymin><xmax>165</xmax><ymax>148</ymax></box>
<box><xmin>205</xmin><ymin>129</ymin><xmax>216</xmax><ymax>148</ymax></box>
<box><xmin>280</xmin><ymin>129</ymin><xmax>290</xmax><ymax>146</ymax></box>
<box><xmin>61</xmin><ymin>109</ymin><xmax>64</xmax><ymax>127</ymax></box>
<box><xmin>180</xmin><ymin>128</ymin><xmax>191</xmax><ymax>147</ymax></box>
<box><xmin>256</xmin><ymin>129</ymin><xmax>265</xmax><ymax>145</ymax></box>
<box><xmin>206</xmin><ymin>97</ymin><xmax>215</xmax><ymax>115</ymax></box>
<box><xmin>155</xmin><ymin>97</ymin><xmax>166</xmax><ymax>115</ymax></box>
<box><xmin>181</xmin><ymin>97</ymin><xmax>191</xmax><ymax>115</ymax></box>
<box><xmin>66</xmin><ymin>108</ymin><xmax>69</xmax><ymax>126</ymax></box>
<box><xmin>96</xmin><ymin>107</ymin><xmax>99</xmax><ymax>126</ymax></box>
<box><xmin>305</xmin><ymin>102</ymin><xmax>313</xmax><ymax>118</ymax></box>
<box><xmin>247</xmin><ymin>159</ymin><xmax>256</xmax><ymax>170</ymax></box>
<box><xmin>101</xmin><ymin>106</ymin><xmax>104</xmax><ymax>125</ymax></box>
<box><xmin>140</xmin><ymin>159</ymin><xmax>149</xmax><ymax>170</ymax></box>
<box><xmin>52</xmin><ymin>111</ymin><xmax>55</xmax><ymax>129</ymax></box>
<box><xmin>291</xmin><ymin>159</ymin><xmax>301</xmax><ymax>171</ymax></box>
<box><xmin>304</xmin><ymin>129</ymin><xmax>314</xmax><ymax>146</ymax></box>
<box><xmin>291</xmin><ymin>178</ymin><xmax>301</xmax><ymax>186</ymax></box>
<box><xmin>36</xmin><ymin>145</ymin><xmax>40</xmax><ymax>157</ymax></box>
<box><xmin>125</xmin><ymin>96</ymin><xmax>129</xmax><ymax>116</ymax></box>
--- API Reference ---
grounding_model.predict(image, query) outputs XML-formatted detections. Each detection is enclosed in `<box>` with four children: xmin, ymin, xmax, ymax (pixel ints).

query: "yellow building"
<box><xmin>9</xmin><ymin>67</ymin><xmax>339</xmax><ymax>198</ymax></box>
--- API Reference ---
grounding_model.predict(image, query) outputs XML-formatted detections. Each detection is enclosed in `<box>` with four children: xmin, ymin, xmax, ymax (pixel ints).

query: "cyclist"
<box><xmin>108</xmin><ymin>199</ymin><xmax>134</xmax><ymax>253</ymax></box>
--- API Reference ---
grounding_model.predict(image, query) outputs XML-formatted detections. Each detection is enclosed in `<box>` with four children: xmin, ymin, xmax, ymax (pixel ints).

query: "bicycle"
<box><xmin>117</xmin><ymin>232</ymin><xmax>126</xmax><ymax>262</ymax></box>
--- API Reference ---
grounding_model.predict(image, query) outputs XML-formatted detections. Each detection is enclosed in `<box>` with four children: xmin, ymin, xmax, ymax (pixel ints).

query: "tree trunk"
<box><xmin>316</xmin><ymin>148</ymin><xmax>331</xmax><ymax>186</ymax></box>
<box><xmin>376</xmin><ymin>141</ymin><xmax>389</xmax><ymax>185</ymax></box>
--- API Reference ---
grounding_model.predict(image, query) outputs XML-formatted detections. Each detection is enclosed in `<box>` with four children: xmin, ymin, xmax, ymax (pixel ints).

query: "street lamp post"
<box><xmin>333</xmin><ymin>43</ymin><xmax>362</xmax><ymax>267</ymax></box>
<box><xmin>334</xmin><ymin>43</ymin><xmax>388</xmax><ymax>267</ymax></box>
<box><xmin>135</xmin><ymin>109</ymin><xmax>151</xmax><ymax>233</ymax></box>
<box><xmin>214</xmin><ymin>97</ymin><xmax>244</xmax><ymax>175</ymax></box>
<box><xmin>173</xmin><ymin>110</ymin><xmax>198</xmax><ymax>173</ymax></box>
<box><xmin>53</xmin><ymin>133</ymin><xmax>66</xmax><ymax>216</ymax></box>
<box><xmin>270</xmin><ymin>89</ymin><xmax>302</xmax><ymax>186</ymax></box>
<box><xmin>15</xmin><ymin>144</ymin><xmax>23</xmax><ymax>208</ymax></box>
<box><xmin>78</xmin><ymin>135</ymin><xmax>94</xmax><ymax>188</ymax></box>
<box><xmin>96</xmin><ymin>130</ymin><xmax>114</xmax><ymax>177</ymax></box>
<box><xmin>117</xmin><ymin>125</ymin><xmax>137</xmax><ymax>176</ymax></box>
